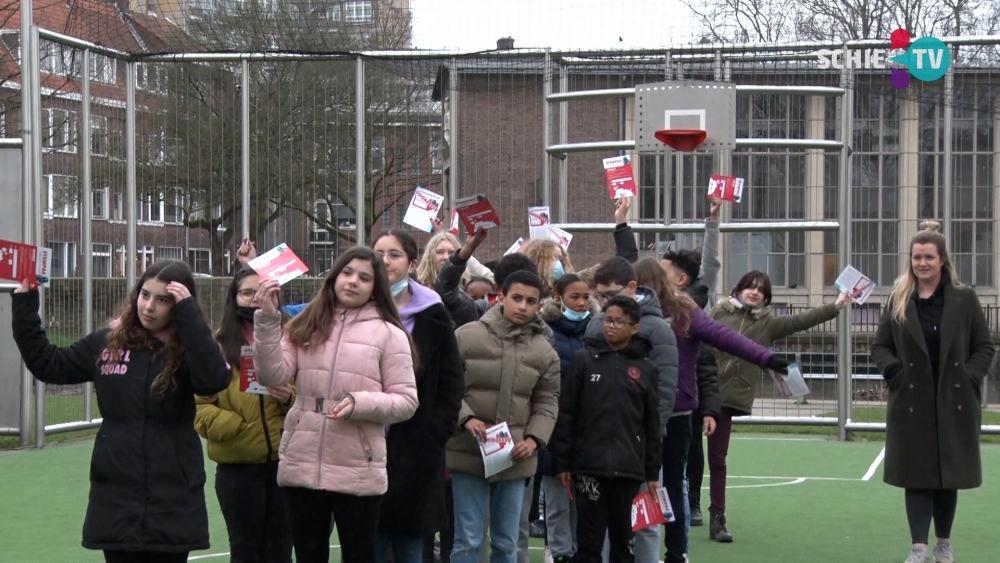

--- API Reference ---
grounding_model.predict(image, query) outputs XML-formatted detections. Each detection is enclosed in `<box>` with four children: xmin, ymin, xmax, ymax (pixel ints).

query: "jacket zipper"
<box><xmin>358</xmin><ymin>426</ymin><xmax>373</xmax><ymax>466</ymax></box>
<box><xmin>316</xmin><ymin>310</ymin><xmax>348</xmax><ymax>486</ymax></box>
<box><xmin>259</xmin><ymin>394</ymin><xmax>274</xmax><ymax>461</ymax></box>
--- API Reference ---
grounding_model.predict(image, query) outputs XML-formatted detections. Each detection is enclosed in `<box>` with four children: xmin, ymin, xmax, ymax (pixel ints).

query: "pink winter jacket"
<box><xmin>252</xmin><ymin>303</ymin><xmax>419</xmax><ymax>496</ymax></box>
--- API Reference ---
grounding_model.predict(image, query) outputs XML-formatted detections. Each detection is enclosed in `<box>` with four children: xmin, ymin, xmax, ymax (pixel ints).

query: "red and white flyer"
<box><xmin>0</xmin><ymin>238</ymin><xmax>52</xmax><ymax>289</ymax></box>
<box><xmin>479</xmin><ymin>422</ymin><xmax>516</xmax><ymax>478</ymax></box>
<box><xmin>707</xmin><ymin>174</ymin><xmax>745</xmax><ymax>203</ymax></box>
<box><xmin>248</xmin><ymin>243</ymin><xmax>309</xmax><ymax>285</ymax></box>
<box><xmin>528</xmin><ymin>206</ymin><xmax>551</xmax><ymax>240</ymax></box>
<box><xmin>549</xmin><ymin>226</ymin><xmax>573</xmax><ymax>252</ymax></box>
<box><xmin>403</xmin><ymin>186</ymin><xmax>445</xmax><ymax>233</ymax></box>
<box><xmin>504</xmin><ymin>237</ymin><xmax>526</xmax><ymax>256</ymax></box>
<box><xmin>454</xmin><ymin>195</ymin><xmax>501</xmax><ymax>235</ymax></box>
<box><xmin>239</xmin><ymin>346</ymin><xmax>269</xmax><ymax>395</ymax></box>
<box><xmin>834</xmin><ymin>265</ymin><xmax>877</xmax><ymax>305</ymax></box>
<box><xmin>604</xmin><ymin>155</ymin><xmax>638</xmax><ymax>199</ymax></box>
<box><xmin>448</xmin><ymin>209</ymin><xmax>461</xmax><ymax>236</ymax></box>
<box><xmin>631</xmin><ymin>487</ymin><xmax>675</xmax><ymax>532</ymax></box>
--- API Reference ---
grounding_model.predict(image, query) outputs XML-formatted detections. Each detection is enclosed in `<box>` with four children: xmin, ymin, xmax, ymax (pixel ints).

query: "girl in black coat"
<box><xmin>372</xmin><ymin>231</ymin><xmax>465</xmax><ymax>563</ymax></box>
<box><xmin>10</xmin><ymin>260</ymin><xmax>231</xmax><ymax>563</ymax></box>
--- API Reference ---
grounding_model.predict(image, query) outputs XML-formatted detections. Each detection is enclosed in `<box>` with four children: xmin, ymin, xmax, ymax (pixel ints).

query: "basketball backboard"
<box><xmin>635</xmin><ymin>81</ymin><xmax>737</xmax><ymax>151</ymax></box>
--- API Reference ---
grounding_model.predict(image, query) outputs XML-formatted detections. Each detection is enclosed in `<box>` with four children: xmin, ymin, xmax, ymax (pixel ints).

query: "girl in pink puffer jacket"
<box><xmin>253</xmin><ymin>246</ymin><xmax>419</xmax><ymax>563</ymax></box>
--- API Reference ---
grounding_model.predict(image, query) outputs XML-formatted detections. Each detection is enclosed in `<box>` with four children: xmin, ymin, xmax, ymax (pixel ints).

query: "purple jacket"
<box><xmin>670</xmin><ymin>306</ymin><xmax>774</xmax><ymax>414</ymax></box>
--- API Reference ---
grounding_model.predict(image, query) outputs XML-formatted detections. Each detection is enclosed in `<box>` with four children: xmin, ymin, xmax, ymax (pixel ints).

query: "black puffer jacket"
<box><xmin>550</xmin><ymin>336</ymin><xmax>662</xmax><ymax>482</ymax></box>
<box><xmin>12</xmin><ymin>291</ymin><xmax>230</xmax><ymax>553</ymax></box>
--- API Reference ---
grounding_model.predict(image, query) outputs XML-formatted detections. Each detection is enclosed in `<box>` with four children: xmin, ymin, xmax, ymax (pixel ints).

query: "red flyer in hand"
<box><xmin>239</xmin><ymin>346</ymin><xmax>269</xmax><ymax>395</ymax></box>
<box><xmin>448</xmin><ymin>209</ymin><xmax>461</xmax><ymax>236</ymax></box>
<box><xmin>603</xmin><ymin>156</ymin><xmax>638</xmax><ymax>199</ymax></box>
<box><xmin>248</xmin><ymin>243</ymin><xmax>309</xmax><ymax>285</ymax></box>
<box><xmin>454</xmin><ymin>195</ymin><xmax>501</xmax><ymax>235</ymax></box>
<box><xmin>0</xmin><ymin>238</ymin><xmax>50</xmax><ymax>289</ymax></box>
<box><xmin>707</xmin><ymin>174</ymin><xmax>745</xmax><ymax>203</ymax></box>
<box><xmin>631</xmin><ymin>488</ymin><xmax>675</xmax><ymax>532</ymax></box>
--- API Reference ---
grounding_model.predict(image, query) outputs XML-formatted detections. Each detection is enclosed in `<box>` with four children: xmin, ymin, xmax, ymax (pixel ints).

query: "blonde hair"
<box><xmin>888</xmin><ymin>220</ymin><xmax>962</xmax><ymax>323</ymax></box>
<box><xmin>416</xmin><ymin>232</ymin><xmax>466</xmax><ymax>288</ymax></box>
<box><xmin>633</xmin><ymin>258</ymin><xmax>695</xmax><ymax>336</ymax></box>
<box><xmin>522</xmin><ymin>239</ymin><xmax>574</xmax><ymax>297</ymax></box>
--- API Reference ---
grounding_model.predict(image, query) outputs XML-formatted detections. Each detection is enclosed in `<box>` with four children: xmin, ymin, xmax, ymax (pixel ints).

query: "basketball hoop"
<box><xmin>655</xmin><ymin>129</ymin><xmax>707</xmax><ymax>152</ymax></box>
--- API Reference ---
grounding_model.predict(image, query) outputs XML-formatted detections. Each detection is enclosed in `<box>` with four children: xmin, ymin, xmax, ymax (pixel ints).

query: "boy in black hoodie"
<box><xmin>550</xmin><ymin>296</ymin><xmax>662</xmax><ymax>563</ymax></box>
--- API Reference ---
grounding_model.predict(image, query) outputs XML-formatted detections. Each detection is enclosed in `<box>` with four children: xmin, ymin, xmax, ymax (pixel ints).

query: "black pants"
<box><xmin>103</xmin><ymin>552</ymin><xmax>187</xmax><ymax>563</ymax></box>
<box><xmin>216</xmin><ymin>461</ymin><xmax>293</xmax><ymax>563</ymax></box>
<box><xmin>423</xmin><ymin>478</ymin><xmax>454</xmax><ymax>563</ymax></box>
<box><xmin>686</xmin><ymin>420</ymin><xmax>705</xmax><ymax>511</ymax></box>
<box><xmin>662</xmin><ymin>415</ymin><xmax>692</xmax><ymax>563</ymax></box>
<box><xmin>284</xmin><ymin>486</ymin><xmax>382</xmax><ymax>563</ymax></box>
<box><xmin>905</xmin><ymin>489</ymin><xmax>958</xmax><ymax>545</ymax></box>
<box><xmin>574</xmin><ymin>475</ymin><xmax>641</xmax><ymax>563</ymax></box>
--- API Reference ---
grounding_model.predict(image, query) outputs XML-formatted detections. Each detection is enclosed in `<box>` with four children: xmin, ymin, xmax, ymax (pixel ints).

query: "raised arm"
<box><xmin>349</xmin><ymin>325</ymin><xmax>419</xmax><ymax>424</ymax></box>
<box><xmin>768</xmin><ymin>293</ymin><xmax>850</xmax><ymax>341</ymax></box>
<box><xmin>171</xmin><ymin>297</ymin><xmax>231</xmax><ymax>395</ymax></box>
<box><xmin>11</xmin><ymin>289</ymin><xmax>103</xmax><ymax>385</ymax></box>
<box><xmin>698</xmin><ymin>198</ymin><xmax>722</xmax><ymax>293</ymax></box>
<box><xmin>689</xmin><ymin>307</ymin><xmax>775</xmax><ymax>369</ymax></box>
<box><xmin>435</xmin><ymin>229</ymin><xmax>490</xmax><ymax>327</ymax></box>
<box><xmin>612</xmin><ymin>197</ymin><xmax>639</xmax><ymax>264</ymax></box>
<box><xmin>253</xmin><ymin>311</ymin><xmax>299</xmax><ymax>388</ymax></box>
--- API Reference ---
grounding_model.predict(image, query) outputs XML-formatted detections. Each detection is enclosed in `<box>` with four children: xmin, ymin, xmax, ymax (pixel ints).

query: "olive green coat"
<box><xmin>870</xmin><ymin>283</ymin><xmax>995</xmax><ymax>490</ymax></box>
<box><xmin>710</xmin><ymin>298</ymin><xmax>840</xmax><ymax>415</ymax></box>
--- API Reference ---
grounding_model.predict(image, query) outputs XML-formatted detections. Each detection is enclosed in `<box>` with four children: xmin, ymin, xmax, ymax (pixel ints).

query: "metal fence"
<box><xmin>5</xmin><ymin>24</ymin><xmax>1000</xmax><ymax>446</ymax></box>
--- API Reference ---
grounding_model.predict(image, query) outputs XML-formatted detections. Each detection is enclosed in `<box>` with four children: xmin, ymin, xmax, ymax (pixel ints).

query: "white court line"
<box><xmin>730</xmin><ymin>436</ymin><xmax>828</xmax><ymax>442</ymax></box>
<box><xmin>728</xmin><ymin>475</ymin><xmax>862</xmax><ymax>482</ymax></box>
<box><xmin>862</xmin><ymin>446</ymin><xmax>887</xmax><ymax>481</ymax></box>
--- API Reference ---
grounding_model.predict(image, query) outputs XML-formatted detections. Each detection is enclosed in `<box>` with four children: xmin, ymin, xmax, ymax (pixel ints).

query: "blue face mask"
<box><xmin>562</xmin><ymin>307</ymin><xmax>590</xmax><ymax>322</ymax></box>
<box><xmin>390</xmin><ymin>278</ymin><xmax>409</xmax><ymax>297</ymax></box>
<box><xmin>552</xmin><ymin>260</ymin><xmax>565</xmax><ymax>281</ymax></box>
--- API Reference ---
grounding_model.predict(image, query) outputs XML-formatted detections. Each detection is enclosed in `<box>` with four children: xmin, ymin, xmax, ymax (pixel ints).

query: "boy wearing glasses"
<box><xmin>550</xmin><ymin>296</ymin><xmax>662</xmax><ymax>563</ymax></box>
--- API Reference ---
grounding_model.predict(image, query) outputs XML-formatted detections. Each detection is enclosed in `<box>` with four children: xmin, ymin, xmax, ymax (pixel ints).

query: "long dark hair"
<box><xmin>104</xmin><ymin>260</ymin><xmax>201</xmax><ymax>395</ymax></box>
<box><xmin>284</xmin><ymin>247</ymin><xmax>420</xmax><ymax>367</ymax></box>
<box><xmin>216</xmin><ymin>267</ymin><xmax>282</xmax><ymax>368</ymax></box>
<box><xmin>374</xmin><ymin>229</ymin><xmax>419</xmax><ymax>266</ymax></box>
<box><xmin>730</xmin><ymin>270</ymin><xmax>773</xmax><ymax>307</ymax></box>
<box><xmin>633</xmin><ymin>258</ymin><xmax>694</xmax><ymax>336</ymax></box>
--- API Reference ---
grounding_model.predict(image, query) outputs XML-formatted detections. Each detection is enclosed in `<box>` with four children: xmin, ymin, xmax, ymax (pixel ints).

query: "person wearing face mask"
<box><xmin>538</xmin><ymin>273</ymin><xmax>601</xmax><ymax>563</ymax></box>
<box><xmin>194</xmin><ymin>267</ymin><xmax>295</xmax><ymax>563</ymax></box>
<box><xmin>521</xmin><ymin>239</ymin><xmax>573</xmax><ymax>298</ymax></box>
<box><xmin>372</xmin><ymin>231</ymin><xmax>465</xmax><ymax>563</ymax></box>
<box><xmin>707</xmin><ymin>271</ymin><xmax>850</xmax><ymax>543</ymax></box>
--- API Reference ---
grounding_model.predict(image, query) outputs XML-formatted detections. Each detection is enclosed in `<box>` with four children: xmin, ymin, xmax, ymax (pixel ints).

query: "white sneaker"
<box><xmin>933</xmin><ymin>543</ymin><xmax>954</xmax><ymax>563</ymax></box>
<box><xmin>905</xmin><ymin>546</ymin><xmax>932</xmax><ymax>563</ymax></box>
<box><xmin>544</xmin><ymin>546</ymin><xmax>553</xmax><ymax>563</ymax></box>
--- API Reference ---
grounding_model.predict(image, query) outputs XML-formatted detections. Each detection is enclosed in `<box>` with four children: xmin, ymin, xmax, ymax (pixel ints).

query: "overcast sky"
<box><xmin>409</xmin><ymin>0</ymin><xmax>696</xmax><ymax>52</ymax></box>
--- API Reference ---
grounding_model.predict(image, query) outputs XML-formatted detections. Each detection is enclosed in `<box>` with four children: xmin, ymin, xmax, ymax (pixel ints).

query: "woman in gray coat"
<box><xmin>871</xmin><ymin>221</ymin><xmax>995</xmax><ymax>563</ymax></box>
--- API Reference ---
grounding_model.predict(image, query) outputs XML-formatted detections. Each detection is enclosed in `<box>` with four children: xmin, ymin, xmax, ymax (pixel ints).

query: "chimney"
<box><xmin>497</xmin><ymin>37</ymin><xmax>515</xmax><ymax>50</ymax></box>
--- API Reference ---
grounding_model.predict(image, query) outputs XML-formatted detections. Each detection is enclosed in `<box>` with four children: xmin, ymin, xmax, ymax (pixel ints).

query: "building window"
<box><xmin>43</xmin><ymin>108</ymin><xmax>77</xmax><ymax>153</ymax></box>
<box><xmin>430</xmin><ymin>130</ymin><xmax>443</xmax><ymax>173</ymax></box>
<box><xmin>44</xmin><ymin>175</ymin><xmax>78</xmax><ymax>218</ymax></box>
<box><xmin>158</xmin><ymin>246</ymin><xmax>183</xmax><ymax>261</ymax></box>
<box><xmin>345</xmin><ymin>0</ymin><xmax>373</xmax><ymax>23</ymax></box>
<box><xmin>89</xmin><ymin>54</ymin><xmax>116</xmax><ymax>84</ymax></box>
<box><xmin>92</xmin><ymin>187</ymin><xmax>108</xmax><ymax>220</ymax></box>
<box><xmin>372</xmin><ymin>135</ymin><xmax>385</xmax><ymax>170</ymax></box>
<box><xmin>188</xmin><ymin>248</ymin><xmax>211</xmax><ymax>274</ymax></box>
<box><xmin>112</xmin><ymin>192</ymin><xmax>123</xmax><ymax>220</ymax></box>
<box><xmin>409</xmin><ymin>149</ymin><xmax>420</xmax><ymax>175</ymax></box>
<box><xmin>318</xmin><ymin>2</ymin><xmax>342</xmax><ymax>20</ymax></box>
<box><xmin>394</xmin><ymin>149</ymin><xmax>406</xmax><ymax>175</ymax></box>
<box><xmin>138</xmin><ymin>246</ymin><xmax>154</xmax><ymax>271</ymax></box>
<box><xmin>637</xmin><ymin>154</ymin><xmax>670</xmax><ymax>252</ymax></box>
<box><xmin>164</xmin><ymin>192</ymin><xmax>184</xmax><ymax>224</ymax></box>
<box><xmin>381</xmin><ymin>205</ymin><xmax>392</xmax><ymax>230</ymax></box>
<box><xmin>728</xmin><ymin>95</ymin><xmax>807</xmax><ymax>288</ymax></box>
<box><xmin>40</xmin><ymin>40</ymin><xmax>78</xmax><ymax>76</ymax></box>
<box><xmin>48</xmin><ymin>241</ymin><xmax>77</xmax><ymax>277</ymax></box>
<box><xmin>1</xmin><ymin>32</ymin><xmax>20</xmax><ymax>65</ymax></box>
<box><xmin>91</xmin><ymin>116</ymin><xmax>108</xmax><ymax>156</ymax></box>
<box><xmin>93</xmin><ymin>243</ymin><xmax>112</xmax><ymax>278</ymax></box>
<box><xmin>135</xmin><ymin>63</ymin><xmax>165</xmax><ymax>93</ymax></box>
<box><xmin>918</xmin><ymin>84</ymin><xmax>994</xmax><ymax>286</ymax></box>
<box><xmin>395</xmin><ymin>202</ymin><xmax>406</xmax><ymax>229</ymax></box>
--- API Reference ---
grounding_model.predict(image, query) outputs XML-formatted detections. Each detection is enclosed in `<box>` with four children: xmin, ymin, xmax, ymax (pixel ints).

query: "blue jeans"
<box><xmin>451</xmin><ymin>472</ymin><xmax>526</xmax><ymax>563</ymax></box>
<box><xmin>375</xmin><ymin>533</ymin><xmax>424</xmax><ymax>563</ymax></box>
<box><xmin>683</xmin><ymin>475</ymin><xmax>690</xmax><ymax>553</ymax></box>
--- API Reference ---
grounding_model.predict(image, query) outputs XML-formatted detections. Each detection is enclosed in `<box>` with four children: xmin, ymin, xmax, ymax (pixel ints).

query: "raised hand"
<box><xmin>709</xmin><ymin>196</ymin><xmax>723</xmax><ymax>221</ymax></box>
<box><xmin>236</xmin><ymin>238</ymin><xmax>257</xmax><ymax>268</ymax></box>
<box><xmin>165</xmin><ymin>282</ymin><xmax>192</xmax><ymax>303</ymax></box>
<box><xmin>255</xmin><ymin>278</ymin><xmax>280</xmax><ymax>314</ymax></box>
<box><xmin>614</xmin><ymin>196</ymin><xmax>632</xmax><ymax>224</ymax></box>
<box><xmin>835</xmin><ymin>291</ymin><xmax>852</xmax><ymax>309</ymax></box>
<box><xmin>12</xmin><ymin>279</ymin><xmax>31</xmax><ymax>294</ymax></box>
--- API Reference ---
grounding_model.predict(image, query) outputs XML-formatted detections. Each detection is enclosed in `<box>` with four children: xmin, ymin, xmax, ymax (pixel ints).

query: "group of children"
<box><xmin>10</xmin><ymin>196</ymin><xmax>864</xmax><ymax>563</ymax></box>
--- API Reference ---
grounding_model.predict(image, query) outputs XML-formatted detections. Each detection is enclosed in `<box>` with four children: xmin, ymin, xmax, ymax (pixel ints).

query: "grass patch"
<box><xmin>0</xmin><ymin>393</ymin><xmax>100</xmax><ymax>450</ymax></box>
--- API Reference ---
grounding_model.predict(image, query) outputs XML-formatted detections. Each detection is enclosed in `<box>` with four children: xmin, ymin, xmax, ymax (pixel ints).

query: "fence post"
<box><xmin>125</xmin><ymin>62</ymin><xmax>137</xmax><ymax>291</ymax></box>
<box><xmin>542</xmin><ymin>49</ymin><xmax>552</xmax><ymax>209</ymax></box>
<box><xmin>81</xmin><ymin>48</ymin><xmax>94</xmax><ymax>422</ymax></box>
<box><xmin>942</xmin><ymin>44</ymin><xmax>954</xmax><ymax>248</ymax></box>
<box><xmin>448</xmin><ymin>58</ymin><xmax>458</xmax><ymax>211</ymax></box>
<box><xmin>241</xmin><ymin>59</ymin><xmax>251</xmax><ymax>240</ymax></box>
<box><xmin>557</xmin><ymin>64</ymin><xmax>568</xmax><ymax>224</ymax></box>
<box><xmin>355</xmin><ymin>56</ymin><xmax>366</xmax><ymax>247</ymax></box>
<box><xmin>836</xmin><ymin>57</ymin><xmax>854</xmax><ymax>442</ymax></box>
<box><xmin>30</xmin><ymin>26</ymin><xmax>45</xmax><ymax>448</ymax></box>
<box><xmin>19</xmin><ymin>0</ymin><xmax>36</xmax><ymax>447</ymax></box>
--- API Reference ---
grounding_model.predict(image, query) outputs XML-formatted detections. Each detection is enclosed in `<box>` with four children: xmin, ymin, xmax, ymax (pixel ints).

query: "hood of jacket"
<box><xmin>540</xmin><ymin>296</ymin><xmax>602</xmax><ymax>323</ymax></box>
<box><xmin>635</xmin><ymin>285</ymin><xmax>665</xmax><ymax>319</ymax></box>
<box><xmin>399</xmin><ymin>279</ymin><xmax>444</xmax><ymax>333</ymax></box>
<box><xmin>583</xmin><ymin>333</ymin><xmax>652</xmax><ymax>360</ymax></box>
<box><xmin>686</xmin><ymin>281</ymin><xmax>710</xmax><ymax>310</ymax></box>
<box><xmin>480</xmin><ymin>302</ymin><xmax>549</xmax><ymax>341</ymax></box>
